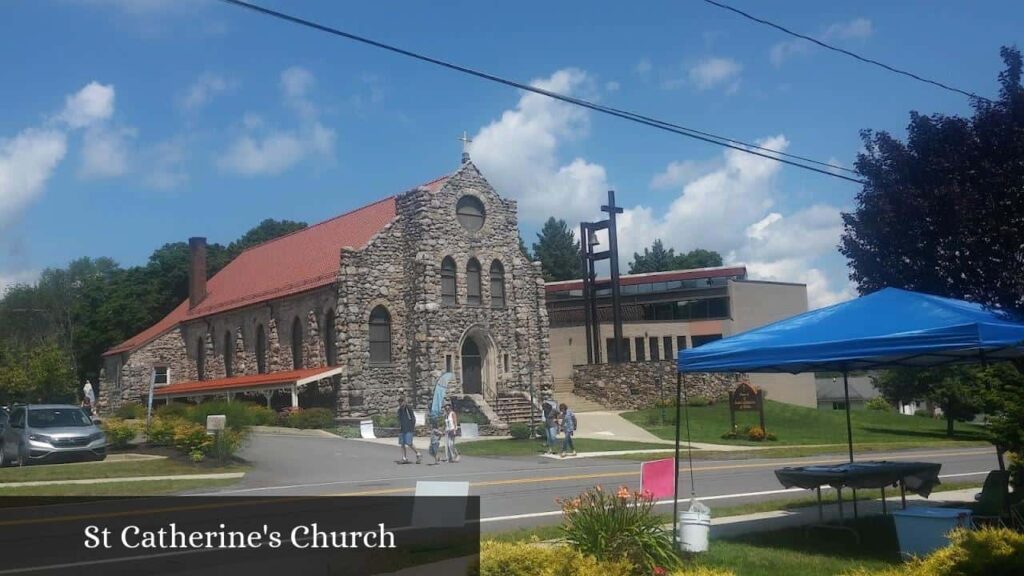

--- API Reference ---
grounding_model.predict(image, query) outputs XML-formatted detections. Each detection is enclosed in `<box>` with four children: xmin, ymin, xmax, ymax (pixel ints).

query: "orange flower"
<box><xmin>616</xmin><ymin>486</ymin><xmax>631</xmax><ymax>500</ymax></box>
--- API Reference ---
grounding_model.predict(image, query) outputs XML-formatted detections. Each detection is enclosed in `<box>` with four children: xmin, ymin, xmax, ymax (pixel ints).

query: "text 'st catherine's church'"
<box><xmin>98</xmin><ymin>154</ymin><xmax>554</xmax><ymax>420</ymax></box>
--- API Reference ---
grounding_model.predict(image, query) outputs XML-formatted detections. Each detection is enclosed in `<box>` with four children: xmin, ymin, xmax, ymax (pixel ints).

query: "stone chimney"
<box><xmin>188</xmin><ymin>237</ymin><xmax>208</xmax><ymax>309</ymax></box>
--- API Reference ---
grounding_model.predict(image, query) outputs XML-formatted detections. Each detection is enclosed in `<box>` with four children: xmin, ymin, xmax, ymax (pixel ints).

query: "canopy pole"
<box><xmin>672</xmin><ymin>371</ymin><xmax>682</xmax><ymax>547</ymax></box>
<box><xmin>843</xmin><ymin>369</ymin><xmax>858</xmax><ymax>518</ymax></box>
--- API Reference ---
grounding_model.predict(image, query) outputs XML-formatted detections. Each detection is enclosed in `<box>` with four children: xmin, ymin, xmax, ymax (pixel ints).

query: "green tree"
<box><xmin>0</xmin><ymin>340</ymin><xmax>76</xmax><ymax>404</ymax></box>
<box><xmin>532</xmin><ymin>218</ymin><xmax>582</xmax><ymax>281</ymax></box>
<box><xmin>629</xmin><ymin>240</ymin><xmax>723</xmax><ymax>274</ymax></box>
<box><xmin>629</xmin><ymin>239</ymin><xmax>676</xmax><ymax>273</ymax></box>
<box><xmin>226</xmin><ymin>218</ymin><xmax>307</xmax><ymax>257</ymax></box>
<box><xmin>874</xmin><ymin>366</ymin><xmax>991</xmax><ymax>437</ymax></box>
<box><xmin>976</xmin><ymin>363</ymin><xmax>1024</xmax><ymax>485</ymax></box>
<box><xmin>675</xmin><ymin>248</ymin><xmax>723</xmax><ymax>269</ymax></box>
<box><xmin>840</xmin><ymin>46</ymin><xmax>1024</xmax><ymax>316</ymax></box>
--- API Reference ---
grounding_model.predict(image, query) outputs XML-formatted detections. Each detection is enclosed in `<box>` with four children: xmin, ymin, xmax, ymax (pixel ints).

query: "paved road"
<box><xmin>209</xmin><ymin>433</ymin><xmax>998</xmax><ymax>532</ymax></box>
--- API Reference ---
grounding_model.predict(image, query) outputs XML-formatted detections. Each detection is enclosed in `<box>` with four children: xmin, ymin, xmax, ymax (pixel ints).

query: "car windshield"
<box><xmin>27</xmin><ymin>408</ymin><xmax>92</xmax><ymax>428</ymax></box>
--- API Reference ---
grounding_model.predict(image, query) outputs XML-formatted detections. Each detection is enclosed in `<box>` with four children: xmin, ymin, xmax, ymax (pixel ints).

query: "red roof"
<box><xmin>545</xmin><ymin>266</ymin><xmax>747</xmax><ymax>293</ymax></box>
<box><xmin>153</xmin><ymin>366</ymin><xmax>339</xmax><ymax>397</ymax></box>
<box><xmin>107</xmin><ymin>176</ymin><xmax>449</xmax><ymax>356</ymax></box>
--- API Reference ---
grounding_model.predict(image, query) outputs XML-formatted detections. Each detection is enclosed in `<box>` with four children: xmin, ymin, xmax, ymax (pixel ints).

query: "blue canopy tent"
<box><xmin>670</xmin><ymin>288</ymin><xmax>1024</xmax><ymax>535</ymax></box>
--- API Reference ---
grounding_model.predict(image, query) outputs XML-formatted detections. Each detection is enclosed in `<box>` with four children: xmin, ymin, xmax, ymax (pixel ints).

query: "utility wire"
<box><xmin>701</xmin><ymin>0</ymin><xmax>992</xmax><ymax>104</ymax></box>
<box><xmin>217</xmin><ymin>0</ymin><xmax>865</xmax><ymax>184</ymax></box>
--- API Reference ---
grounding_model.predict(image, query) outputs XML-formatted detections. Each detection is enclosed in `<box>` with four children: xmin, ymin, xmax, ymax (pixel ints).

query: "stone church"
<box><xmin>98</xmin><ymin>156</ymin><xmax>553</xmax><ymax>421</ymax></box>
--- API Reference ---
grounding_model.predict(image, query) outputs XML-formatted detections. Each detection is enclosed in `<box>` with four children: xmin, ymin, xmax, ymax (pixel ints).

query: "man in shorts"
<box><xmin>397</xmin><ymin>397</ymin><xmax>422</xmax><ymax>464</ymax></box>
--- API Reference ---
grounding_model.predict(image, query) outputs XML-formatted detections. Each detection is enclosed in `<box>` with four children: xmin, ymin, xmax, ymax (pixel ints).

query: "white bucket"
<box><xmin>678</xmin><ymin>510</ymin><xmax>711</xmax><ymax>553</ymax></box>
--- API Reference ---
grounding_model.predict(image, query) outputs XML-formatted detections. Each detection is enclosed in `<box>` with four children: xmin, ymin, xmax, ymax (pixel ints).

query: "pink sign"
<box><xmin>640</xmin><ymin>458</ymin><xmax>677</xmax><ymax>500</ymax></box>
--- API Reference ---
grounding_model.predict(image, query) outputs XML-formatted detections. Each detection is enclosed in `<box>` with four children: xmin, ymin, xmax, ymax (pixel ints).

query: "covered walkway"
<box><xmin>153</xmin><ymin>366</ymin><xmax>342</xmax><ymax>407</ymax></box>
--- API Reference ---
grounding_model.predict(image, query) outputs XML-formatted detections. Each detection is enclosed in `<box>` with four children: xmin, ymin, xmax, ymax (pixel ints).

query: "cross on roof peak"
<box><xmin>459</xmin><ymin>130</ymin><xmax>473</xmax><ymax>163</ymax></box>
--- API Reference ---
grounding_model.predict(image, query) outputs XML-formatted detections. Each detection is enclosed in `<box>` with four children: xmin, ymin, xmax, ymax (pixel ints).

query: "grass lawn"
<box><xmin>0</xmin><ymin>477</ymin><xmax>242</xmax><ymax>496</ymax></box>
<box><xmin>609</xmin><ymin>439</ymin><xmax>991</xmax><ymax>462</ymax></box>
<box><xmin>623</xmin><ymin>400</ymin><xmax>989</xmax><ymax>447</ymax></box>
<box><xmin>0</xmin><ymin>457</ymin><xmax>245</xmax><ymax>483</ymax></box>
<box><xmin>457</xmin><ymin>438</ymin><xmax>670</xmax><ymax>457</ymax></box>
<box><xmin>695</xmin><ymin>516</ymin><xmax>899</xmax><ymax>576</ymax></box>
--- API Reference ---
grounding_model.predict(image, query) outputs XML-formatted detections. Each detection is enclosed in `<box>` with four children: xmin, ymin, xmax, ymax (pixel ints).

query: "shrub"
<box><xmin>720</xmin><ymin>430</ymin><xmax>739</xmax><ymax>440</ymax></box>
<box><xmin>187</xmin><ymin>401</ymin><xmax>277</xmax><ymax>430</ymax></box>
<box><xmin>686</xmin><ymin>396</ymin><xmax>711</xmax><ymax>407</ymax></box>
<box><xmin>285</xmin><ymin>407</ymin><xmax>335</xmax><ymax>429</ymax></box>
<box><xmin>208</xmin><ymin>428</ymin><xmax>247</xmax><ymax>462</ymax></box>
<box><xmin>115</xmin><ymin>402</ymin><xmax>145</xmax><ymax>420</ymax></box>
<box><xmin>145</xmin><ymin>417</ymin><xmax>180</xmax><ymax>446</ymax></box>
<box><xmin>509</xmin><ymin>423</ymin><xmax>531</xmax><ymax>440</ymax></box>
<box><xmin>746</xmin><ymin>426</ymin><xmax>766</xmax><ymax>441</ymax></box>
<box><xmin>474</xmin><ymin>540</ymin><xmax>634</xmax><ymax>576</ymax></box>
<box><xmin>560</xmin><ymin>486</ymin><xmax>681</xmax><ymax>574</ymax></box>
<box><xmin>765</xmin><ymin>432</ymin><xmax>778</xmax><ymax>441</ymax></box>
<box><xmin>155</xmin><ymin>402</ymin><xmax>190</xmax><ymax>419</ymax></box>
<box><xmin>866</xmin><ymin>397</ymin><xmax>892</xmax><ymax>411</ymax></box>
<box><xmin>102</xmin><ymin>418</ymin><xmax>139</xmax><ymax>449</ymax></box>
<box><xmin>172</xmin><ymin>420</ymin><xmax>214</xmax><ymax>455</ymax></box>
<box><xmin>334</xmin><ymin>426</ymin><xmax>361</xmax><ymax>438</ymax></box>
<box><xmin>372</xmin><ymin>412</ymin><xmax>399</xmax><ymax>428</ymax></box>
<box><xmin>458</xmin><ymin>410</ymin><xmax>490</xmax><ymax>425</ymax></box>
<box><xmin>845</xmin><ymin>527</ymin><xmax>1024</xmax><ymax>576</ymax></box>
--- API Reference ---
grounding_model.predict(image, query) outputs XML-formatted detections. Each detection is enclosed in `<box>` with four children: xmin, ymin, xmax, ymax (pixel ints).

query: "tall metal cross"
<box><xmin>459</xmin><ymin>131</ymin><xmax>472</xmax><ymax>152</ymax></box>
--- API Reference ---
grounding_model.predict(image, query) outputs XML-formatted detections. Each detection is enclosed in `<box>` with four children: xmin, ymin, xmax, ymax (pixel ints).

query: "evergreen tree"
<box><xmin>629</xmin><ymin>239</ymin><xmax>677</xmax><ymax>273</ymax></box>
<box><xmin>532</xmin><ymin>218</ymin><xmax>582</xmax><ymax>281</ymax></box>
<box><xmin>518</xmin><ymin>234</ymin><xmax>533</xmax><ymax>262</ymax></box>
<box><xmin>629</xmin><ymin>240</ymin><xmax>723</xmax><ymax>273</ymax></box>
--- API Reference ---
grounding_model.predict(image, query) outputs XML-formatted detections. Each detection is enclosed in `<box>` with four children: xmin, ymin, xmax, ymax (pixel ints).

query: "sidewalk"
<box><xmin>0</xmin><ymin>472</ymin><xmax>246</xmax><ymax>488</ymax></box>
<box><xmin>572</xmin><ymin>411</ymin><xmax>762</xmax><ymax>451</ymax></box>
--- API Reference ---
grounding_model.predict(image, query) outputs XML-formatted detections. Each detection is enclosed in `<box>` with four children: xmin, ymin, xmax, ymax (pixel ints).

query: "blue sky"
<box><xmin>1</xmin><ymin>0</ymin><xmax>1020</xmax><ymax>307</ymax></box>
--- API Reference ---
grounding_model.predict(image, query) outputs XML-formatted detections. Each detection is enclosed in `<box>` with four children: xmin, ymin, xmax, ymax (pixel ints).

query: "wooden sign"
<box><xmin>728</xmin><ymin>382</ymin><xmax>766</xmax><ymax>433</ymax></box>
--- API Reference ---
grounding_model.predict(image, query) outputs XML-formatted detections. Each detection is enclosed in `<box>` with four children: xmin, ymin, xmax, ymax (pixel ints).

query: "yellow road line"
<box><xmin>328</xmin><ymin>447</ymin><xmax>991</xmax><ymax>496</ymax></box>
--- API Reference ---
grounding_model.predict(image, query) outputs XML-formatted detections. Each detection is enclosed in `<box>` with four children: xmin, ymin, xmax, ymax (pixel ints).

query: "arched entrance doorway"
<box><xmin>459</xmin><ymin>326</ymin><xmax>497</xmax><ymax>398</ymax></box>
<box><xmin>461</xmin><ymin>339</ymin><xmax>482</xmax><ymax>394</ymax></box>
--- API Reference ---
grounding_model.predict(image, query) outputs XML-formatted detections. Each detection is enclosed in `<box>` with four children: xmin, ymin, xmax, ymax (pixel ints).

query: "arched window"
<box><xmin>324</xmin><ymin>308</ymin><xmax>337</xmax><ymax>366</ymax></box>
<box><xmin>223</xmin><ymin>331</ymin><xmax>234</xmax><ymax>377</ymax></box>
<box><xmin>441</xmin><ymin>257</ymin><xmax>457</xmax><ymax>306</ymax></box>
<box><xmin>291</xmin><ymin>317</ymin><xmax>304</xmax><ymax>370</ymax></box>
<box><xmin>466</xmin><ymin>258</ymin><xmax>482</xmax><ymax>306</ymax></box>
<box><xmin>490</xmin><ymin>260</ymin><xmax>506</xmax><ymax>308</ymax></box>
<box><xmin>196</xmin><ymin>336</ymin><xmax>206</xmax><ymax>381</ymax></box>
<box><xmin>369</xmin><ymin>306</ymin><xmax>391</xmax><ymax>365</ymax></box>
<box><xmin>455</xmin><ymin>195</ymin><xmax>485</xmax><ymax>232</ymax></box>
<box><xmin>256</xmin><ymin>324</ymin><xmax>267</xmax><ymax>374</ymax></box>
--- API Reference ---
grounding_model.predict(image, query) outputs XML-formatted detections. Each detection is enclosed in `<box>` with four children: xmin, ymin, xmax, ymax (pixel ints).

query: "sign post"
<box><xmin>728</xmin><ymin>381</ymin><xmax>765</xmax><ymax>434</ymax></box>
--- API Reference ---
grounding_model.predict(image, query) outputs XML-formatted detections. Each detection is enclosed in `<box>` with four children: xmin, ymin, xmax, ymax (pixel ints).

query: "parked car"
<box><xmin>0</xmin><ymin>404</ymin><xmax>107</xmax><ymax>466</ymax></box>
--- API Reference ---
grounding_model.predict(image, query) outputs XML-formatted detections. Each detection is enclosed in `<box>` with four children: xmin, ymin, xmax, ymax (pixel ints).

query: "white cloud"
<box><xmin>59</xmin><ymin>82</ymin><xmax>115</xmax><ymax>129</ymax></box>
<box><xmin>217</xmin><ymin>67</ymin><xmax>335</xmax><ymax>176</ymax></box>
<box><xmin>79</xmin><ymin>125</ymin><xmax>134</xmax><ymax>178</ymax></box>
<box><xmin>605</xmin><ymin>80</ymin><xmax>621</xmax><ymax>92</ymax></box>
<box><xmin>650</xmin><ymin>159</ymin><xmax>719</xmax><ymax>190</ymax></box>
<box><xmin>180</xmin><ymin>73</ymin><xmax>229</xmax><ymax>111</ymax></box>
<box><xmin>619</xmin><ymin>135</ymin><xmax>852</xmax><ymax>309</ymax></box>
<box><xmin>0</xmin><ymin>129</ymin><xmax>67</xmax><ymax>227</ymax></box>
<box><xmin>0</xmin><ymin>268</ymin><xmax>41</xmax><ymax>297</ymax></box>
<box><xmin>687</xmin><ymin>57</ymin><xmax>742</xmax><ymax>92</ymax></box>
<box><xmin>635</xmin><ymin>58</ymin><xmax>652</xmax><ymax>76</ymax></box>
<box><xmin>770</xmin><ymin>18</ymin><xmax>873</xmax><ymax>67</ymax></box>
<box><xmin>824</xmin><ymin>18</ymin><xmax>873</xmax><ymax>41</ymax></box>
<box><xmin>469</xmin><ymin>68</ymin><xmax>610</xmax><ymax>225</ymax></box>
<box><xmin>143</xmin><ymin>139</ymin><xmax>188</xmax><ymax>190</ymax></box>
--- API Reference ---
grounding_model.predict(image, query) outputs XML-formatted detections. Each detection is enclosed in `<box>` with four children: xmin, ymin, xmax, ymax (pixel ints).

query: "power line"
<box><xmin>217</xmin><ymin>0</ymin><xmax>865</xmax><ymax>184</ymax></box>
<box><xmin>701</xmin><ymin>0</ymin><xmax>992</xmax><ymax>104</ymax></box>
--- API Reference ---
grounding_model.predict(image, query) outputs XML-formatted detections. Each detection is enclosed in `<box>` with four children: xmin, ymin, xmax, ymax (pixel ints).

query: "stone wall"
<box><xmin>98</xmin><ymin>287</ymin><xmax>337</xmax><ymax>414</ymax></box>
<box><xmin>336</xmin><ymin>160</ymin><xmax>553</xmax><ymax>418</ymax></box>
<box><xmin>572</xmin><ymin>361</ymin><xmax>742</xmax><ymax>410</ymax></box>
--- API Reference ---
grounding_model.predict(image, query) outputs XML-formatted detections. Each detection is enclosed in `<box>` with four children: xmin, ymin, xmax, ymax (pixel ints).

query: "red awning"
<box><xmin>153</xmin><ymin>366</ymin><xmax>342</xmax><ymax>398</ymax></box>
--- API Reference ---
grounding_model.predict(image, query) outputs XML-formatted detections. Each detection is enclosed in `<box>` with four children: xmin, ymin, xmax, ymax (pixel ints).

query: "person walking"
<box><xmin>444</xmin><ymin>404</ymin><xmax>460</xmax><ymax>463</ymax></box>
<box><xmin>543</xmin><ymin>401</ymin><xmax>559</xmax><ymax>454</ymax></box>
<box><xmin>559</xmin><ymin>403</ymin><xmax>577</xmax><ymax>457</ymax></box>
<box><xmin>397</xmin><ymin>397</ymin><xmax>422</xmax><ymax>464</ymax></box>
